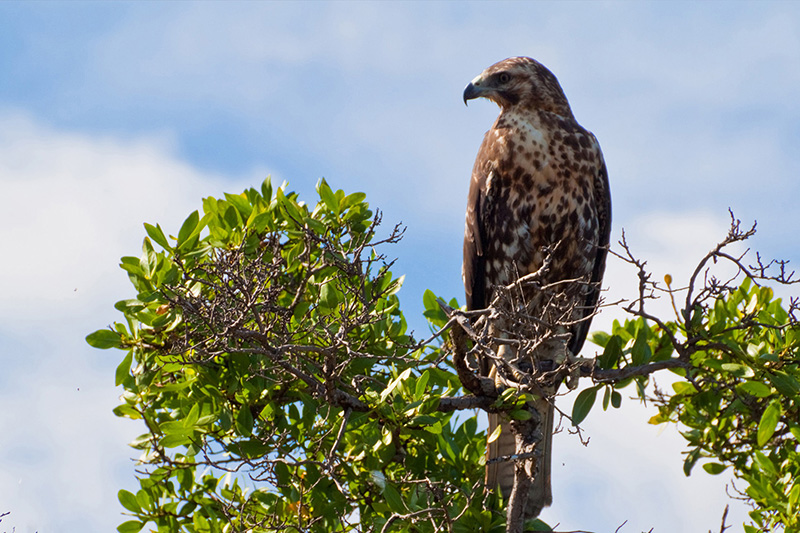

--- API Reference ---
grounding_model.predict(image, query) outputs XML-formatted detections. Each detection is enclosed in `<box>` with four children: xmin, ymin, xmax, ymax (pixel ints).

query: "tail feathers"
<box><xmin>486</xmin><ymin>412</ymin><xmax>516</xmax><ymax>498</ymax></box>
<box><xmin>485</xmin><ymin>398</ymin><xmax>554</xmax><ymax>518</ymax></box>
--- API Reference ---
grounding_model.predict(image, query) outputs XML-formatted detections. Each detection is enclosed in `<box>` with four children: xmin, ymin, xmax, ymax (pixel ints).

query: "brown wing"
<box><xmin>567</xmin><ymin>156</ymin><xmax>611</xmax><ymax>356</ymax></box>
<box><xmin>463</xmin><ymin>137</ymin><xmax>491</xmax><ymax>312</ymax></box>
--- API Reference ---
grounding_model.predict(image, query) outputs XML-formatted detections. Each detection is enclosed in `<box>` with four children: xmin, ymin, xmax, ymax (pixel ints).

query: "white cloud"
<box><xmin>0</xmin><ymin>111</ymin><xmax>262</xmax><ymax>532</ymax></box>
<box><xmin>550</xmin><ymin>395</ymin><xmax>750</xmax><ymax>532</ymax></box>
<box><xmin>29</xmin><ymin>3</ymin><xmax>798</xmax><ymax>249</ymax></box>
<box><xmin>591</xmin><ymin>210</ymin><xmax>738</xmax><ymax>334</ymax></box>
<box><xmin>0</xmin><ymin>348</ymin><xmax>139</xmax><ymax>533</ymax></box>
<box><xmin>0</xmin><ymin>110</ymin><xmax>261</xmax><ymax>326</ymax></box>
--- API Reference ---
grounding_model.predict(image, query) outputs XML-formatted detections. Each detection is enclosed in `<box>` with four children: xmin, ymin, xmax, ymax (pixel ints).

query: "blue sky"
<box><xmin>1</xmin><ymin>2</ymin><xmax>799</xmax><ymax>532</ymax></box>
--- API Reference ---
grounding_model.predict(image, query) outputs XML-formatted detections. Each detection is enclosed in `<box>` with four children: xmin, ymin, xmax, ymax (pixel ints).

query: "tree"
<box><xmin>88</xmin><ymin>179</ymin><xmax>800</xmax><ymax>533</ymax></box>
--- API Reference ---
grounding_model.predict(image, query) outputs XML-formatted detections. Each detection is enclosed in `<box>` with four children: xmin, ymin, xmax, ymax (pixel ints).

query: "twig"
<box><xmin>590</xmin><ymin>358</ymin><xmax>688</xmax><ymax>382</ymax></box>
<box><xmin>440</xmin><ymin>300</ymin><xmax>499</xmax><ymax>399</ymax></box>
<box><xmin>715</xmin><ymin>504</ymin><xmax>730</xmax><ymax>533</ymax></box>
<box><xmin>379</xmin><ymin>508</ymin><xmax>442</xmax><ymax>533</ymax></box>
<box><xmin>326</xmin><ymin>407</ymin><xmax>351</xmax><ymax>466</ymax></box>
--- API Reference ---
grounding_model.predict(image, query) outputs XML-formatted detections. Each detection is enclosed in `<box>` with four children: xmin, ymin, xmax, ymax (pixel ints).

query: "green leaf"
<box><xmin>768</xmin><ymin>371</ymin><xmax>800</xmax><ymax>396</ymax></box>
<box><xmin>383</xmin><ymin>483</ymin><xmax>407</xmax><ymax>514</ymax></box>
<box><xmin>572</xmin><ymin>385</ymin><xmax>599</xmax><ymax>426</ymax></box>
<box><xmin>510</xmin><ymin>409</ymin><xmax>532</xmax><ymax>420</ymax></box>
<box><xmin>184</xmin><ymin>403</ymin><xmax>200</xmax><ymax>428</ymax></box>
<box><xmin>423</xmin><ymin>421</ymin><xmax>443</xmax><ymax>434</ymax></box>
<box><xmin>745</xmin><ymin>292</ymin><xmax>759</xmax><ymax>314</ymax></box>
<box><xmin>702</xmin><ymin>462</ymin><xmax>728</xmax><ymax>475</ymax></box>
<box><xmin>752</xmin><ymin>450</ymin><xmax>777</xmax><ymax>476</ymax></box>
<box><xmin>758</xmin><ymin>352</ymin><xmax>779</xmax><ymax>363</ymax></box>
<box><xmin>422</xmin><ymin>292</ymin><xmax>448</xmax><ymax>328</ymax></box>
<box><xmin>236</xmin><ymin>406</ymin><xmax>254</xmax><ymax>437</ymax></box>
<box><xmin>129</xmin><ymin>433</ymin><xmax>152</xmax><ymax>449</ymax></box>
<box><xmin>415</xmin><ymin>370</ymin><xmax>430</xmax><ymax>399</ymax></box>
<box><xmin>386</xmin><ymin>274</ymin><xmax>404</xmax><ymax>297</ymax></box>
<box><xmin>720</xmin><ymin>363</ymin><xmax>754</xmax><ymax>378</ymax></box>
<box><xmin>276</xmin><ymin>188</ymin><xmax>303</xmax><ymax>223</ymax></box>
<box><xmin>86</xmin><ymin>329</ymin><xmax>122</xmax><ymax>349</ymax></box>
<box><xmin>319</xmin><ymin>282</ymin><xmax>339</xmax><ymax>312</ymax></box>
<box><xmin>224</xmin><ymin>192</ymin><xmax>253</xmax><ymax>220</ymax></box>
<box><xmin>316</xmin><ymin>178</ymin><xmax>339</xmax><ymax>215</ymax></box>
<box><xmin>115</xmin><ymin>351</ymin><xmax>133</xmax><ymax>386</ymax></box>
<box><xmin>757</xmin><ymin>399</ymin><xmax>781</xmax><ymax>447</ymax></box>
<box><xmin>304</xmin><ymin>215</ymin><xmax>326</xmax><ymax>235</ymax></box>
<box><xmin>683</xmin><ymin>448</ymin><xmax>701</xmax><ymax>476</ymax></box>
<box><xmin>342</xmin><ymin>191</ymin><xmax>367</xmax><ymax>209</ymax></box>
<box><xmin>223</xmin><ymin>204</ymin><xmax>241</xmax><ymax>230</ymax></box>
<box><xmin>143</xmin><ymin>222</ymin><xmax>170</xmax><ymax>250</ymax></box>
<box><xmin>589</xmin><ymin>331</ymin><xmax>610</xmax><ymax>348</ymax></box>
<box><xmin>117</xmin><ymin>521</ymin><xmax>145</xmax><ymax>533</ymax></box>
<box><xmin>672</xmin><ymin>381</ymin><xmax>697</xmax><ymax>395</ymax></box>
<box><xmin>736</xmin><ymin>381</ymin><xmax>772</xmax><ymax>398</ymax></box>
<box><xmin>381</xmin><ymin>368</ymin><xmax>412</xmax><ymax>402</ymax></box>
<box><xmin>496</xmin><ymin>386</ymin><xmax>518</xmax><ymax>405</ymax></box>
<box><xmin>250</xmin><ymin>211</ymin><xmax>273</xmax><ymax>233</ymax></box>
<box><xmin>112</xmin><ymin>404</ymin><xmax>141</xmax><ymax>420</ymax></box>
<box><xmin>630</xmin><ymin>326</ymin><xmax>652</xmax><ymax>366</ymax></box>
<box><xmin>177</xmin><ymin>210</ymin><xmax>200</xmax><ymax>249</ymax></box>
<box><xmin>261</xmin><ymin>176</ymin><xmax>273</xmax><ymax>200</ymax></box>
<box><xmin>409</xmin><ymin>414</ymin><xmax>438</xmax><ymax>426</ymax></box>
<box><xmin>611</xmin><ymin>390</ymin><xmax>622</xmax><ymax>409</ymax></box>
<box><xmin>422</xmin><ymin>289</ymin><xmax>438</xmax><ymax>311</ymax></box>
<box><xmin>118</xmin><ymin>489</ymin><xmax>141</xmax><ymax>513</ymax></box>
<box><xmin>598</xmin><ymin>335</ymin><xmax>622</xmax><ymax>369</ymax></box>
<box><xmin>487</xmin><ymin>424</ymin><xmax>502</xmax><ymax>444</ymax></box>
<box><xmin>160</xmin><ymin>434</ymin><xmax>191</xmax><ymax>448</ymax></box>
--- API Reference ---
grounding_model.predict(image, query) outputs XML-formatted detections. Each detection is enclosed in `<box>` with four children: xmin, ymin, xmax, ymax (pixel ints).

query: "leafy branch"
<box><xmin>89</xmin><ymin>179</ymin><xmax>800</xmax><ymax>533</ymax></box>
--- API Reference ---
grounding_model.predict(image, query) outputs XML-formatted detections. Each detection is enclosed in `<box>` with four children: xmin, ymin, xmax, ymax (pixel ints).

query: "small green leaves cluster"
<box><xmin>591</xmin><ymin>278</ymin><xmax>800</xmax><ymax>532</ymax></box>
<box><xmin>574</xmin><ymin>317</ymin><xmax>676</xmax><ymax>425</ymax></box>
<box><xmin>88</xmin><ymin>179</ymin><xmax>496</xmax><ymax>533</ymax></box>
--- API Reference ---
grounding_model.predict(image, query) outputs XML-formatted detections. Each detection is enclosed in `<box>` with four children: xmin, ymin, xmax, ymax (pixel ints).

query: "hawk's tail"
<box><xmin>485</xmin><ymin>398</ymin><xmax>553</xmax><ymax>519</ymax></box>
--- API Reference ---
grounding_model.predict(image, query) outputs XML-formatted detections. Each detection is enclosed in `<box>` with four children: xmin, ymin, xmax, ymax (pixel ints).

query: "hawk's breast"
<box><xmin>482</xmin><ymin>111</ymin><xmax>601</xmax><ymax>290</ymax></box>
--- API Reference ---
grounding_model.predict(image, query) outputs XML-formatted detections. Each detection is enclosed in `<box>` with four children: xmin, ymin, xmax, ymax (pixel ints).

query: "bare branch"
<box><xmin>590</xmin><ymin>358</ymin><xmax>688</xmax><ymax>382</ymax></box>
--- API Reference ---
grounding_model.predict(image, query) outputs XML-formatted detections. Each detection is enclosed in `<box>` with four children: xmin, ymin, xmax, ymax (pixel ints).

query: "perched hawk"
<box><xmin>462</xmin><ymin>57</ymin><xmax>611</xmax><ymax>518</ymax></box>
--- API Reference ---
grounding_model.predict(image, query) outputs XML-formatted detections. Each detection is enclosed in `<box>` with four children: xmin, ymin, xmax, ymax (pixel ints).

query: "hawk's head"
<box><xmin>463</xmin><ymin>57</ymin><xmax>573</xmax><ymax>118</ymax></box>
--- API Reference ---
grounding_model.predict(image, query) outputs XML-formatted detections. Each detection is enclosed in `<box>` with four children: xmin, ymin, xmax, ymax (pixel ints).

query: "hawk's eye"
<box><xmin>498</xmin><ymin>73</ymin><xmax>511</xmax><ymax>84</ymax></box>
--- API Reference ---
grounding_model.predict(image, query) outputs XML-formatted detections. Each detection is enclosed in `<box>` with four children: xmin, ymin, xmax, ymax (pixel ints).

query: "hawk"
<box><xmin>462</xmin><ymin>57</ymin><xmax>611</xmax><ymax>518</ymax></box>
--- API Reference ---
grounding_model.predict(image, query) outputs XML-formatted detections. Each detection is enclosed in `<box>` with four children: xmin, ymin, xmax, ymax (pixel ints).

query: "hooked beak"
<box><xmin>462</xmin><ymin>81</ymin><xmax>485</xmax><ymax>106</ymax></box>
